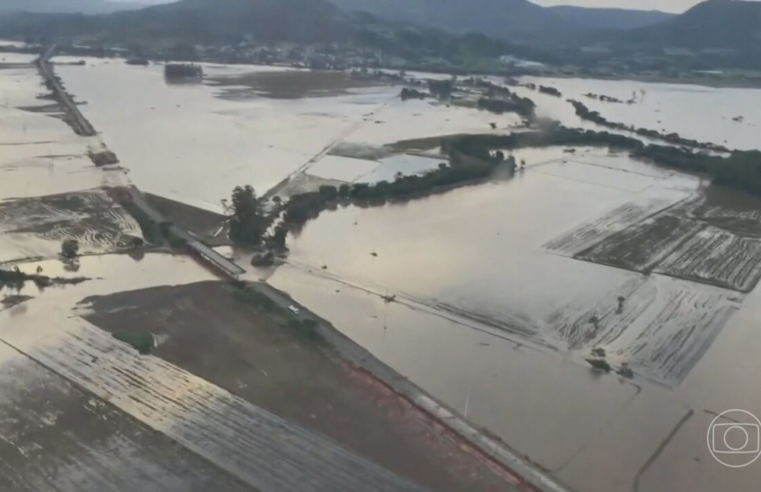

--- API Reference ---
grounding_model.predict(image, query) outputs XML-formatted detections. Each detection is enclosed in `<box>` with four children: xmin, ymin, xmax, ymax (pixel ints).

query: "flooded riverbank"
<box><xmin>0</xmin><ymin>54</ymin><xmax>541</xmax><ymax>491</ymax></box>
<box><xmin>269</xmin><ymin>141</ymin><xmax>761</xmax><ymax>491</ymax></box>
<box><xmin>54</xmin><ymin>59</ymin><xmax>506</xmax><ymax>210</ymax></box>
<box><xmin>7</xmin><ymin>53</ymin><xmax>761</xmax><ymax>492</ymax></box>
<box><xmin>510</xmin><ymin>76</ymin><xmax>761</xmax><ymax>151</ymax></box>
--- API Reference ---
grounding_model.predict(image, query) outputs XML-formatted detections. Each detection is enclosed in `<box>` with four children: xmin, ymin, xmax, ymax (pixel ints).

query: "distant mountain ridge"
<box><xmin>328</xmin><ymin>0</ymin><xmax>674</xmax><ymax>41</ymax></box>
<box><xmin>0</xmin><ymin>0</ymin><xmax>144</xmax><ymax>14</ymax></box>
<box><xmin>632</xmin><ymin>0</ymin><xmax>761</xmax><ymax>49</ymax></box>
<box><xmin>328</xmin><ymin>0</ymin><xmax>568</xmax><ymax>41</ymax></box>
<box><xmin>0</xmin><ymin>0</ymin><xmax>351</xmax><ymax>44</ymax></box>
<box><xmin>548</xmin><ymin>5</ymin><xmax>674</xmax><ymax>29</ymax></box>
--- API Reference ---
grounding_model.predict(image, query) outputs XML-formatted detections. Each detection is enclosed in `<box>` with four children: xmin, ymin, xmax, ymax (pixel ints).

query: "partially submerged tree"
<box><xmin>270</xmin><ymin>225</ymin><xmax>289</xmax><ymax>252</ymax></box>
<box><xmin>617</xmin><ymin>296</ymin><xmax>626</xmax><ymax>313</ymax></box>
<box><xmin>318</xmin><ymin>185</ymin><xmax>339</xmax><ymax>202</ymax></box>
<box><xmin>618</xmin><ymin>362</ymin><xmax>634</xmax><ymax>379</ymax></box>
<box><xmin>428</xmin><ymin>79</ymin><xmax>454</xmax><ymax>100</ymax></box>
<box><xmin>228</xmin><ymin>185</ymin><xmax>266</xmax><ymax>246</ymax></box>
<box><xmin>61</xmin><ymin>239</ymin><xmax>79</xmax><ymax>260</ymax></box>
<box><xmin>586</xmin><ymin>358</ymin><xmax>612</xmax><ymax>373</ymax></box>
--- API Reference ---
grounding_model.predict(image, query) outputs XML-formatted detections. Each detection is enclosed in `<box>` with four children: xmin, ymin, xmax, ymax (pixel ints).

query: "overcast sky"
<box><xmin>532</xmin><ymin>0</ymin><xmax>709</xmax><ymax>13</ymax></box>
<box><xmin>114</xmin><ymin>0</ymin><xmax>723</xmax><ymax>15</ymax></box>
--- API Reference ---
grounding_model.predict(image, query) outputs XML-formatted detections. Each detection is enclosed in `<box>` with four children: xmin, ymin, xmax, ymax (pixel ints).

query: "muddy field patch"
<box><xmin>0</xmin><ymin>189</ymin><xmax>141</xmax><ymax>262</ymax></box>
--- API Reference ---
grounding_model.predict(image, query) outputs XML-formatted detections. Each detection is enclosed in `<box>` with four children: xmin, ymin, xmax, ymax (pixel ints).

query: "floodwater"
<box><xmin>271</xmin><ymin>143</ymin><xmax>761</xmax><ymax>490</ymax></box>
<box><xmin>55</xmin><ymin>59</ymin><xmax>504</xmax><ymax>210</ymax></box>
<box><xmin>7</xmin><ymin>55</ymin><xmax>761</xmax><ymax>492</ymax></box>
<box><xmin>0</xmin><ymin>59</ymin><xmax>128</xmax><ymax>263</ymax></box>
<box><xmin>510</xmin><ymin>76</ymin><xmax>761</xmax><ymax>151</ymax></box>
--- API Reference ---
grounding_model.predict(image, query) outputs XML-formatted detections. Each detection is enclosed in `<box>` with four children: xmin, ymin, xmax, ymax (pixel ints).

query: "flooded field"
<box><xmin>269</xmin><ymin>138</ymin><xmax>761</xmax><ymax>490</ymax></box>
<box><xmin>0</xmin><ymin>189</ymin><xmax>140</xmax><ymax>263</ymax></box>
<box><xmin>0</xmin><ymin>57</ymin><xmax>129</xmax><ymax>263</ymax></box>
<box><xmin>55</xmin><ymin>59</ymin><xmax>503</xmax><ymax>210</ymax></box>
<box><xmin>511</xmin><ymin>76</ymin><xmax>761</xmax><ymax>151</ymax></box>
<box><xmin>4</xmin><ymin>51</ymin><xmax>761</xmax><ymax>492</ymax></box>
<box><xmin>0</xmin><ymin>53</ymin><xmax>534</xmax><ymax>491</ymax></box>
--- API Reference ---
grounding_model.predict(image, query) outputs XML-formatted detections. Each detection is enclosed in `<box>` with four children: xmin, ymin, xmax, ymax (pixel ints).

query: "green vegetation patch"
<box><xmin>288</xmin><ymin>318</ymin><xmax>322</xmax><ymax>342</ymax></box>
<box><xmin>113</xmin><ymin>331</ymin><xmax>155</xmax><ymax>355</ymax></box>
<box><xmin>231</xmin><ymin>283</ymin><xmax>323</xmax><ymax>343</ymax></box>
<box><xmin>448</xmin><ymin>126</ymin><xmax>761</xmax><ymax>198</ymax></box>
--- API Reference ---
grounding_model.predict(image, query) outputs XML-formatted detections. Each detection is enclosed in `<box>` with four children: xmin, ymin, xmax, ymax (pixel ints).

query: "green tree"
<box><xmin>428</xmin><ymin>79</ymin><xmax>454</xmax><ymax>100</ymax></box>
<box><xmin>271</xmin><ymin>226</ymin><xmax>289</xmax><ymax>251</ymax></box>
<box><xmin>229</xmin><ymin>186</ymin><xmax>266</xmax><ymax>245</ymax></box>
<box><xmin>318</xmin><ymin>185</ymin><xmax>339</xmax><ymax>201</ymax></box>
<box><xmin>61</xmin><ymin>239</ymin><xmax>79</xmax><ymax>260</ymax></box>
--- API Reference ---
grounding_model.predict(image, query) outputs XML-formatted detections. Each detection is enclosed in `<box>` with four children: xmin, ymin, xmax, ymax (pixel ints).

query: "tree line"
<box><xmin>227</xmin><ymin>146</ymin><xmax>517</xmax><ymax>247</ymax></box>
<box><xmin>448</xmin><ymin>125</ymin><xmax>761</xmax><ymax>198</ymax></box>
<box><xmin>569</xmin><ymin>100</ymin><xmax>730</xmax><ymax>153</ymax></box>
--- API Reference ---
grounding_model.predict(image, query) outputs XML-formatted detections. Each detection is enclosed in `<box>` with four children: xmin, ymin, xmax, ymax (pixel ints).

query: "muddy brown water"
<box><xmin>270</xmin><ymin>146</ymin><xmax>761</xmax><ymax>492</ymax></box>
<box><xmin>208</xmin><ymin>70</ymin><xmax>388</xmax><ymax>99</ymax></box>
<box><xmin>53</xmin><ymin>59</ymin><xmax>511</xmax><ymax>209</ymax></box>
<box><xmin>6</xmin><ymin>57</ymin><xmax>761</xmax><ymax>492</ymax></box>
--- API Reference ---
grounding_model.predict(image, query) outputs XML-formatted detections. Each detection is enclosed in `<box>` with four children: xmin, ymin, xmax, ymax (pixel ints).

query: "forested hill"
<box><xmin>0</xmin><ymin>0</ymin><xmax>351</xmax><ymax>44</ymax></box>
<box><xmin>631</xmin><ymin>0</ymin><xmax>761</xmax><ymax>49</ymax></box>
<box><xmin>328</xmin><ymin>0</ymin><xmax>570</xmax><ymax>41</ymax></box>
<box><xmin>548</xmin><ymin>5</ymin><xmax>674</xmax><ymax>29</ymax></box>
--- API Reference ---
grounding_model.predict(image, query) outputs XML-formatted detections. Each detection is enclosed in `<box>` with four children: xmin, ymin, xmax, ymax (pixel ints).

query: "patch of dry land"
<box><xmin>82</xmin><ymin>281</ymin><xmax>522</xmax><ymax>492</ymax></box>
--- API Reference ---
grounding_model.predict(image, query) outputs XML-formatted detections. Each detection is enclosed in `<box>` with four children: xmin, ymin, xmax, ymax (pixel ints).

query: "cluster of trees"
<box><xmin>0</xmin><ymin>268</ymin><xmax>25</xmax><ymax>296</ymax></box>
<box><xmin>227</xmin><ymin>185</ymin><xmax>268</xmax><ymax>246</ymax></box>
<box><xmin>0</xmin><ymin>264</ymin><xmax>78</xmax><ymax>295</ymax></box>
<box><xmin>477</xmin><ymin>96</ymin><xmax>535</xmax><ymax>119</ymax></box>
<box><xmin>437</xmin><ymin>126</ymin><xmax>641</xmax><ymax>154</ymax></box>
<box><xmin>164</xmin><ymin>64</ymin><xmax>203</xmax><ymax>80</ymax></box>
<box><xmin>569</xmin><ymin>100</ymin><xmax>730</xmax><ymax>153</ymax></box>
<box><xmin>427</xmin><ymin>79</ymin><xmax>454</xmax><ymax>100</ymax></box>
<box><xmin>400</xmin><ymin>88</ymin><xmax>426</xmax><ymax>101</ymax></box>
<box><xmin>61</xmin><ymin>239</ymin><xmax>79</xmax><ymax>260</ymax></box>
<box><xmin>225</xmin><ymin>186</ymin><xmax>288</xmax><ymax>260</ymax></box>
<box><xmin>584</xmin><ymin>93</ymin><xmax>625</xmax><ymax>104</ymax></box>
<box><xmin>538</xmin><ymin>85</ymin><xmax>562</xmax><ymax>97</ymax></box>
<box><xmin>461</xmin><ymin>78</ymin><xmax>536</xmax><ymax>119</ymax></box>
<box><xmin>447</xmin><ymin>126</ymin><xmax>761</xmax><ymax>199</ymax></box>
<box><xmin>281</xmin><ymin>150</ymin><xmax>514</xmax><ymax>228</ymax></box>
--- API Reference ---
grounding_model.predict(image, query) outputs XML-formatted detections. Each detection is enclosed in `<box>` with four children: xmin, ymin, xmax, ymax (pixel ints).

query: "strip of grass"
<box><xmin>231</xmin><ymin>283</ymin><xmax>323</xmax><ymax>343</ymax></box>
<box><xmin>113</xmin><ymin>331</ymin><xmax>155</xmax><ymax>354</ymax></box>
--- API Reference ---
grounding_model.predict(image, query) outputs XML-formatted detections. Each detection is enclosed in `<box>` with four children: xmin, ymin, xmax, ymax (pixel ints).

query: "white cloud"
<box><xmin>531</xmin><ymin>0</ymin><xmax>702</xmax><ymax>14</ymax></box>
